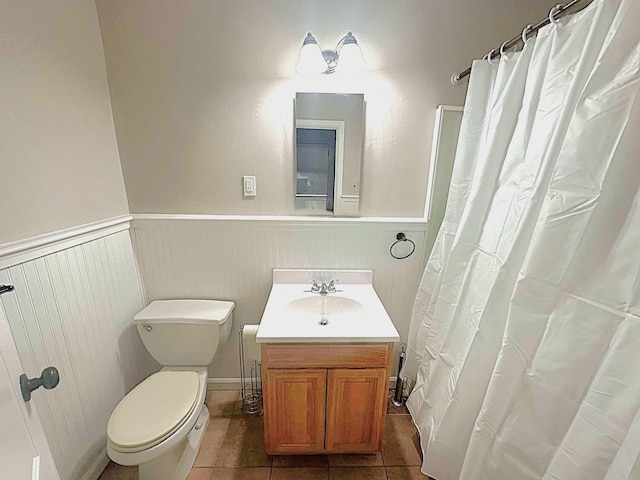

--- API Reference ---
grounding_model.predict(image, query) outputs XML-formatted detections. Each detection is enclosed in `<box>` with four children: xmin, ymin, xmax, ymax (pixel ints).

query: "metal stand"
<box><xmin>238</xmin><ymin>326</ymin><xmax>263</xmax><ymax>416</ymax></box>
<box><xmin>391</xmin><ymin>344</ymin><xmax>407</xmax><ymax>407</ymax></box>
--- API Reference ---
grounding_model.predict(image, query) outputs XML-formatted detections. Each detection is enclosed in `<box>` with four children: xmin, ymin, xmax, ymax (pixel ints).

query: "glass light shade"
<box><xmin>336</xmin><ymin>42</ymin><xmax>367</xmax><ymax>74</ymax></box>
<box><xmin>296</xmin><ymin>42</ymin><xmax>327</xmax><ymax>75</ymax></box>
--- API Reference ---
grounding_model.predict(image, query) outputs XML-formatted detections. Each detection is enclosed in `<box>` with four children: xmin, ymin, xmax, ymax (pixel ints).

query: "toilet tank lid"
<box><xmin>133</xmin><ymin>299</ymin><xmax>235</xmax><ymax>325</ymax></box>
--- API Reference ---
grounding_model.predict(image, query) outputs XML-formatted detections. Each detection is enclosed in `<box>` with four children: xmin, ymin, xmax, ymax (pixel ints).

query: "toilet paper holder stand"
<box><xmin>238</xmin><ymin>325</ymin><xmax>263</xmax><ymax>416</ymax></box>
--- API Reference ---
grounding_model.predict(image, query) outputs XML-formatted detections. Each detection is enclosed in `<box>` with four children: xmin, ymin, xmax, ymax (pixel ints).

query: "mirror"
<box><xmin>295</xmin><ymin>93</ymin><xmax>364</xmax><ymax>216</ymax></box>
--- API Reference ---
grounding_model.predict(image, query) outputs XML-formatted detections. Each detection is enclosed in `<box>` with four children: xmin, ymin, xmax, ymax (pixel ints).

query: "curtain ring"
<box><xmin>484</xmin><ymin>49</ymin><xmax>497</xmax><ymax>65</ymax></box>
<box><xmin>521</xmin><ymin>24</ymin><xmax>533</xmax><ymax>45</ymax></box>
<box><xmin>500</xmin><ymin>40</ymin><xmax>511</xmax><ymax>60</ymax></box>
<box><xmin>549</xmin><ymin>4</ymin><xmax>563</xmax><ymax>26</ymax></box>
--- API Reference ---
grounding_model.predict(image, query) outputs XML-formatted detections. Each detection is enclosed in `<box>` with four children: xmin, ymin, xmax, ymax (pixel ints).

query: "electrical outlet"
<box><xmin>243</xmin><ymin>176</ymin><xmax>256</xmax><ymax>197</ymax></box>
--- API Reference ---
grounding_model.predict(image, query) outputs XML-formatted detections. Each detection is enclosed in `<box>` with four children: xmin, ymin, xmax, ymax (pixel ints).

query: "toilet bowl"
<box><xmin>106</xmin><ymin>299</ymin><xmax>234</xmax><ymax>480</ymax></box>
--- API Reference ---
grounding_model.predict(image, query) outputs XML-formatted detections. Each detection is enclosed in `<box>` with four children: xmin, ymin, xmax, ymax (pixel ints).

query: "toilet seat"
<box><xmin>107</xmin><ymin>370</ymin><xmax>200</xmax><ymax>453</ymax></box>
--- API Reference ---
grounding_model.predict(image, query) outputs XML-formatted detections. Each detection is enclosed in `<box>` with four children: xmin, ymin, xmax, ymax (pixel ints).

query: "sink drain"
<box><xmin>319</xmin><ymin>318</ymin><xmax>329</xmax><ymax>326</ymax></box>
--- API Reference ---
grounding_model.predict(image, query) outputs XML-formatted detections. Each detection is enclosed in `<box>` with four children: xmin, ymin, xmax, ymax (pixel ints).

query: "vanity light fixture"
<box><xmin>295</xmin><ymin>31</ymin><xmax>367</xmax><ymax>75</ymax></box>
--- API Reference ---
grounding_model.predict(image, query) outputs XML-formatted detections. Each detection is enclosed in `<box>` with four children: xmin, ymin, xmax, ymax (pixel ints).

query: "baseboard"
<box><xmin>79</xmin><ymin>448</ymin><xmax>110</xmax><ymax>480</ymax></box>
<box><xmin>207</xmin><ymin>377</ymin><xmax>243</xmax><ymax>390</ymax></box>
<box><xmin>207</xmin><ymin>376</ymin><xmax>399</xmax><ymax>391</ymax></box>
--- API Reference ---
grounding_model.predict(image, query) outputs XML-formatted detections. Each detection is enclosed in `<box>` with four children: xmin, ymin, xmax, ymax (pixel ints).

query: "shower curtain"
<box><xmin>404</xmin><ymin>0</ymin><xmax>640</xmax><ymax>479</ymax></box>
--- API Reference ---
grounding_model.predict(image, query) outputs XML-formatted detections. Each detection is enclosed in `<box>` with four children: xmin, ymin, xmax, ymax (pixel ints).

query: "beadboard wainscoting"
<box><xmin>0</xmin><ymin>218</ymin><xmax>157</xmax><ymax>480</ymax></box>
<box><xmin>131</xmin><ymin>215</ymin><xmax>429</xmax><ymax>383</ymax></box>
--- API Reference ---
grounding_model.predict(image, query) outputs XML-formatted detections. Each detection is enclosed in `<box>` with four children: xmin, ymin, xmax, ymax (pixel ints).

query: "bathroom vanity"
<box><xmin>257</xmin><ymin>270</ymin><xmax>400</xmax><ymax>455</ymax></box>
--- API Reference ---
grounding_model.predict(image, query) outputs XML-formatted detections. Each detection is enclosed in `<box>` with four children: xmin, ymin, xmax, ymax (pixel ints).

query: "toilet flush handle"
<box><xmin>143</xmin><ymin>324</ymin><xmax>152</xmax><ymax>332</ymax></box>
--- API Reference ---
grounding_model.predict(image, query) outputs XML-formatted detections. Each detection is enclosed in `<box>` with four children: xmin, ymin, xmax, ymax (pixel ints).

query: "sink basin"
<box><xmin>257</xmin><ymin>269</ymin><xmax>400</xmax><ymax>343</ymax></box>
<box><xmin>285</xmin><ymin>295</ymin><xmax>363</xmax><ymax>317</ymax></box>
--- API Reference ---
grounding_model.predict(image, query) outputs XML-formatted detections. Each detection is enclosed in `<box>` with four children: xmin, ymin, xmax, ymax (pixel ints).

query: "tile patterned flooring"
<box><xmin>99</xmin><ymin>390</ymin><xmax>427</xmax><ymax>479</ymax></box>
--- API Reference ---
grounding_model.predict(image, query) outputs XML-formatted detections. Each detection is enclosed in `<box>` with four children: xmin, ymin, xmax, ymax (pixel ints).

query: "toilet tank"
<box><xmin>133</xmin><ymin>300</ymin><xmax>235</xmax><ymax>367</ymax></box>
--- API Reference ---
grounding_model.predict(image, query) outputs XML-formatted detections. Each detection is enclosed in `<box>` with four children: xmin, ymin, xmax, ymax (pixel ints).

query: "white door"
<box><xmin>0</xmin><ymin>301</ymin><xmax>60</xmax><ymax>480</ymax></box>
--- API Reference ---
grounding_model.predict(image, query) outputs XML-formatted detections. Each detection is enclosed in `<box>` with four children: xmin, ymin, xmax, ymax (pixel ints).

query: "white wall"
<box><xmin>0</xmin><ymin>0</ymin><xmax>130</xmax><ymax>245</ymax></box>
<box><xmin>132</xmin><ymin>216</ymin><xmax>429</xmax><ymax>380</ymax></box>
<box><xmin>96</xmin><ymin>0</ymin><xmax>556</xmax><ymax>218</ymax></box>
<box><xmin>0</xmin><ymin>225</ymin><xmax>157</xmax><ymax>480</ymax></box>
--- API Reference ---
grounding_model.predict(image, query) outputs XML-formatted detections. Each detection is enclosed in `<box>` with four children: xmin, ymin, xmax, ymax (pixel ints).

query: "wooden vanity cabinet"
<box><xmin>262</xmin><ymin>343</ymin><xmax>393</xmax><ymax>455</ymax></box>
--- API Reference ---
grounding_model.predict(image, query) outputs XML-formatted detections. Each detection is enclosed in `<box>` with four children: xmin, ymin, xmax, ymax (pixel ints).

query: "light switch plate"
<box><xmin>243</xmin><ymin>176</ymin><xmax>256</xmax><ymax>197</ymax></box>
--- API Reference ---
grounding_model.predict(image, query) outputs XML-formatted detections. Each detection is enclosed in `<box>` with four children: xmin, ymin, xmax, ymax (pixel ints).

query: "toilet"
<box><xmin>106</xmin><ymin>299</ymin><xmax>235</xmax><ymax>480</ymax></box>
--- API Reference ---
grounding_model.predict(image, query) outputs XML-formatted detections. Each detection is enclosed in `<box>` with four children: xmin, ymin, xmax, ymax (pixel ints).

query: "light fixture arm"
<box><xmin>320</xmin><ymin>31</ymin><xmax>359</xmax><ymax>74</ymax></box>
<box><xmin>321</xmin><ymin>50</ymin><xmax>339</xmax><ymax>73</ymax></box>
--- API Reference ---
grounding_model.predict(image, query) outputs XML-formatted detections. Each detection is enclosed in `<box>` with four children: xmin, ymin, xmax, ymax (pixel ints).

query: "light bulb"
<box><xmin>296</xmin><ymin>33</ymin><xmax>327</xmax><ymax>75</ymax></box>
<box><xmin>336</xmin><ymin>41</ymin><xmax>367</xmax><ymax>74</ymax></box>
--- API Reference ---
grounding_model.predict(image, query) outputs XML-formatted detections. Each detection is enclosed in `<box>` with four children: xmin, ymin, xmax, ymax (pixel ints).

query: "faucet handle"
<box><xmin>327</xmin><ymin>279</ymin><xmax>341</xmax><ymax>292</ymax></box>
<box><xmin>307</xmin><ymin>279</ymin><xmax>321</xmax><ymax>292</ymax></box>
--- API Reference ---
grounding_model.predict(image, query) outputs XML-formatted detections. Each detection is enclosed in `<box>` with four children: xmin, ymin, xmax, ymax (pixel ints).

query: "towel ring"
<box><xmin>390</xmin><ymin>233</ymin><xmax>416</xmax><ymax>260</ymax></box>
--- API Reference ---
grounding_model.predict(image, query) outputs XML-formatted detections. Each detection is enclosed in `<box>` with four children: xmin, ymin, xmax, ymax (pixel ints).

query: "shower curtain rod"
<box><xmin>451</xmin><ymin>0</ymin><xmax>593</xmax><ymax>85</ymax></box>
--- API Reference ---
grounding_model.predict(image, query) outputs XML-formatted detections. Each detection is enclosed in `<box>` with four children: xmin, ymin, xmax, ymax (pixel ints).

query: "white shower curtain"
<box><xmin>405</xmin><ymin>0</ymin><xmax>640</xmax><ymax>479</ymax></box>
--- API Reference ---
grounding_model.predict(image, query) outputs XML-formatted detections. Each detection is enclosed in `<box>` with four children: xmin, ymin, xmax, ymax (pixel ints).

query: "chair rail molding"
<box><xmin>132</xmin><ymin>213</ymin><xmax>428</xmax><ymax>228</ymax></box>
<box><xmin>0</xmin><ymin>215</ymin><xmax>133</xmax><ymax>270</ymax></box>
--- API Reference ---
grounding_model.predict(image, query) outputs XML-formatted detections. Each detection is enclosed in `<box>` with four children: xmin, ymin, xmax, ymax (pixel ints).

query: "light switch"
<box><xmin>243</xmin><ymin>176</ymin><xmax>256</xmax><ymax>197</ymax></box>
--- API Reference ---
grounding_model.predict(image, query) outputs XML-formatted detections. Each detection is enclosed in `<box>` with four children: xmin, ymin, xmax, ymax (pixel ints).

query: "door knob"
<box><xmin>20</xmin><ymin>367</ymin><xmax>60</xmax><ymax>402</ymax></box>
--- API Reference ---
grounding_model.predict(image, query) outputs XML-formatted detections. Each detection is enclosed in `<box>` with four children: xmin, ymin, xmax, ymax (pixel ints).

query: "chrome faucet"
<box><xmin>309</xmin><ymin>279</ymin><xmax>340</xmax><ymax>294</ymax></box>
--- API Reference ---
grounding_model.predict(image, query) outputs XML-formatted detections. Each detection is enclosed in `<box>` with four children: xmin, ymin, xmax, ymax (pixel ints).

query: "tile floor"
<box><xmin>99</xmin><ymin>390</ymin><xmax>428</xmax><ymax>480</ymax></box>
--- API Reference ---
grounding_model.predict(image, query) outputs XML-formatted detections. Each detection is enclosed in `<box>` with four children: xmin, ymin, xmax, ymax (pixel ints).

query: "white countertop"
<box><xmin>256</xmin><ymin>269</ymin><xmax>400</xmax><ymax>344</ymax></box>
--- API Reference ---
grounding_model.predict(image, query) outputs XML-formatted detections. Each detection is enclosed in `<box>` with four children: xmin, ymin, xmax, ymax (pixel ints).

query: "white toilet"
<box><xmin>107</xmin><ymin>299</ymin><xmax>234</xmax><ymax>480</ymax></box>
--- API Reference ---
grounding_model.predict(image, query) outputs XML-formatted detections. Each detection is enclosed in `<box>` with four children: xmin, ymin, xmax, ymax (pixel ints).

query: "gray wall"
<box><xmin>96</xmin><ymin>0</ymin><xmax>557</xmax><ymax>218</ymax></box>
<box><xmin>0</xmin><ymin>0</ymin><xmax>129</xmax><ymax>244</ymax></box>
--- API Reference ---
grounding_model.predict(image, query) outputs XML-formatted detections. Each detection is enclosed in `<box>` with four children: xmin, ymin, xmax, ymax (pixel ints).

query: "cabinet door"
<box><xmin>325</xmin><ymin>368</ymin><xmax>388</xmax><ymax>453</ymax></box>
<box><xmin>263</xmin><ymin>369</ymin><xmax>327</xmax><ymax>454</ymax></box>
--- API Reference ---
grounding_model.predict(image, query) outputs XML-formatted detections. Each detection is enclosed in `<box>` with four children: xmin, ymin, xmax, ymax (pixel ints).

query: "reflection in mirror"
<box><xmin>296</xmin><ymin>120</ymin><xmax>342</xmax><ymax>213</ymax></box>
<box><xmin>295</xmin><ymin>93</ymin><xmax>364</xmax><ymax>216</ymax></box>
